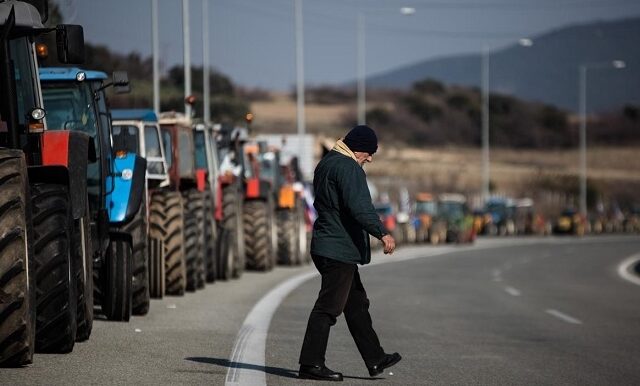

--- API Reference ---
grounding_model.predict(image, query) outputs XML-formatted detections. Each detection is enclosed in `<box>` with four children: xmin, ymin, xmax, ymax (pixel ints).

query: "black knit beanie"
<box><xmin>343</xmin><ymin>125</ymin><xmax>378</xmax><ymax>154</ymax></box>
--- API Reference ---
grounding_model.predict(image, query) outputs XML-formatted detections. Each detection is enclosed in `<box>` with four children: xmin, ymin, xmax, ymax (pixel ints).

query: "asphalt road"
<box><xmin>267</xmin><ymin>236</ymin><xmax>640</xmax><ymax>385</ymax></box>
<box><xmin>1</xmin><ymin>236</ymin><xmax>639</xmax><ymax>385</ymax></box>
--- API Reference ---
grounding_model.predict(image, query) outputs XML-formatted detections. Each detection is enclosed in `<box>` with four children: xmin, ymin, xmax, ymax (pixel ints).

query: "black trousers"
<box><xmin>299</xmin><ymin>255</ymin><xmax>385</xmax><ymax>368</ymax></box>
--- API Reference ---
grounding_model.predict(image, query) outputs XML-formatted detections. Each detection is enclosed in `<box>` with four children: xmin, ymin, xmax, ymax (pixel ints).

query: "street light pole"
<box><xmin>151</xmin><ymin>0</ymin><xmax>160</xmax><ymax>115</ymax></box>
<box><xmin>481</xmin><ymin>45</ymin><xmax>490</xmax><ymax>201</ymax></box>
<box><xmin>480</xmin><ymin>39</ymin><xmax>533</xmax><ymax>203</ymax></box>
<box><xmin>578</xmin><ymin>65</ymin><xmax>587</xmax><ymax>218</ymax></box>
<box><xmin>203</xmin><ymin>0</ymin><xmax>210</xmax><ymax>124</ymax></box>
<box><xmin>577</xmin><ymin>60</ymin><xmax>626</xmax><ymax>218</ymax></box>
<box><xmin>294</xmin><ymin>0</ymin><xmax>306</xmax><ymax>157</ymax></box>
<box><xmin>356</xmin><ymin>11</ymin><xmax>366</xmax><ymax>125</ymax></box>
<box><xmin>182</xmin><ymin>0</ymin><xmax>192</xmax><ymax>118</ymax></box>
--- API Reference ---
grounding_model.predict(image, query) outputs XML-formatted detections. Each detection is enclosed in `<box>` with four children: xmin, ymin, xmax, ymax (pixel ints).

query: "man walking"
<box><xmin>298</xmin><ymin>125</ymin><xmax>401</xmax><ymax>381</ymax></box>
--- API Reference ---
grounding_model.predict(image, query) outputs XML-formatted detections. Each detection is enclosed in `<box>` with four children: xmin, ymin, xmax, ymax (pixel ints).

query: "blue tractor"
<box><xmin>111</xmin><ymin>109</ymin><xmax>169</xmax><ymax>299</ymax></box>
<box><xmin>39</xmin><ymin>68</ymin><xmax>146</xmax><ymax>322</ymax></box>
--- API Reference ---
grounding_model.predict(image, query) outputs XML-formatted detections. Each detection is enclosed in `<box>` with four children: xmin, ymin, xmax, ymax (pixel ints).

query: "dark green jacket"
<box><xmin>310</xmin><ymin>150</ymin><xmax>387</xmax><ymax>265</ymax></box>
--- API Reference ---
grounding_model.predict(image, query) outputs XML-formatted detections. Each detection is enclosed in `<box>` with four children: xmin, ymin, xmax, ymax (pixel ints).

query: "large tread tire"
<box><xmin>243</xmin><ymin>200</ymin><xmax>272</xmax><ymax>271</ymax></box>
<box><xmin>32</xmin><ymin>183</ymin><xmax>76</xmax><ymax>353</ymax></box>
<box><xmin>0</xmin><ymin>151</ymin><xmax>35</xmax><ymax>367</ymax></box>
<box><xmin>160</xmin><ymin>191</ymin><xmax>186</xmax><ymax>296</ymax></box>
<box><xmin>221</xmin><ymin>184</ymin><xmax>244</xmax><ymax>279</ymax></box>
<box><xmin>182</xmin><ymin>190</ymin><xmax>205</xmax><ymax>292</ymax></box>
<box><xmin>276</xmin><ymin>209</ymin><xmax>298</xmax><ymax>266</ymax></box>
<box><xmin>203</xmin><ymin>190</ymin><xmax>217</xmax><ymax>283</ymax></box>
<box><xmin>73</xmin><ymin>207</ymin><xmax>93</xmax><ymax>342</ymax></box>
<box><xmin>123</xmin><ymin>195</ymin><xmax>149</xmax><ymax>316</ymax></box>
<box><xmin>296</xmin><ymin>201</ymin><xmax>308</xmax><ymax>265</ymax></box>
<box><xmin>216</xmin><ymin>227</ymin><xmax>234</xmax><ymax>281</ymax></box>
<box><xmin>148</xmin><ymin>192</ymin><xmax>165</xmax><ymax>299</ymax></box>
<box><xmin>101</xmin><ymin>238</ymin><xmax>132</xmax><ymax>322</ymax></box>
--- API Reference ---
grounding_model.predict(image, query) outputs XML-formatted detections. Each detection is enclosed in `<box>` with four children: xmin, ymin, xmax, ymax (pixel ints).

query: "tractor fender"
<box><xmin>36</xmin><ymin>130</ymin><xmax>94</xmax><ymax>220</ymax></box>
<box><xmin>245</xmin><ymin>178</ymin><xmax>271</xmax><ymax>201</ymax></box>
<box><xmin>107</xmin><ymin>153</ymin><xmax>147</xmax><ymax>226</ymax></box>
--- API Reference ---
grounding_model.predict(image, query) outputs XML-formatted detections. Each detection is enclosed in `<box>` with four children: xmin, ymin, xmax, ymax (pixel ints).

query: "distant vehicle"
<box><xmin>484</xmin><ymin>197</ymin><xmax>516</xmax><ymax>235</ymax></box>
<box><xmin>553</xmin><ymin>208</ymin><xmax>585</xmax><ymax>236</ymax></box>
<box><xmin>414</xmin><ymin>192</ymin><xmax>447</xmax><ymax>244</ymax></box>
<box><xmin>375</xmin><ymin>203</ymin><xmax>397</xmax><ymax>237</ymax></box>
<box><xmin>513</xmin><ymin>198</ymin><xmax>551</xmax><ymax>235</ymax></box>
<box><xmin>438</xmin><ymin>194</ymin><xmax>475</xmax><ymax>244</ymax></box>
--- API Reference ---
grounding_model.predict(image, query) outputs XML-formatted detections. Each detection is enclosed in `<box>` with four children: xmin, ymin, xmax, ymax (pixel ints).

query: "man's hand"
<box><xmin>381</xmin><ymin>234</ymin><xmax>396</xmax><ymax>255</ymax></box>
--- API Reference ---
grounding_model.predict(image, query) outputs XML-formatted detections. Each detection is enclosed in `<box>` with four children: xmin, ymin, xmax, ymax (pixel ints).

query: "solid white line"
<box><xmin>504</xmin><ymin>286</ymin><xmax>521</xmax><ymax>296</ymax></box>
<box><xmin>617</xmin><ymin>254</ymin><xmax>640</xmax><ymax>286</ymax></box>
<box><xmin>225</xmin><ymin>270</ymin><xmax>318</xmax><ymax>385</ymax></box>
<box><xmin>545</xmin><ymin>309</ymin><xmax>582</xmax><ymax>325</ymax></box>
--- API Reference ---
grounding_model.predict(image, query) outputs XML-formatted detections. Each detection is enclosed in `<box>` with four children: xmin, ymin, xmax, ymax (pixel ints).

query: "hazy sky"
<box><xmin>57</xmin><ymin>0</ymin><xmax>640</xmax><ymax>90</ymax></box>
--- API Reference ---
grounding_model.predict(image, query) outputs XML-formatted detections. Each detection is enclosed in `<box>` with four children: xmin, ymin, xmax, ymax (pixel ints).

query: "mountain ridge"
<box><xmin>367</xmin><ymin>17</ymin><xmax>640</xmax><ymax>112</ymax></box>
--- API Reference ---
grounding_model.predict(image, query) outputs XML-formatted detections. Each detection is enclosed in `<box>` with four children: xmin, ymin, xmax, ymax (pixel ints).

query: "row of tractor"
<box><xmin>374</xmin><ymin>192</ymin><xmax>477</xmax><ymax>248</ymax></box>
<box><xmin>0</xmin><ymin>0</ymin><xmax>310</xmax><ymax>367</ymax></box>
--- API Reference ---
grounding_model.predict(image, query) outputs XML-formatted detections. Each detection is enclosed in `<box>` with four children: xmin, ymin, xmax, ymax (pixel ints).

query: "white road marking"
<box><xmin>225</xmin><ymin>270</ymin><xmax>318</xmax><ymax>385</ymax></box>
<box><xmin>492</xmin><ymin>269</ymin><xmax>503</xmax><ymax>282</ymax></box>
<box><xmin>617</xmin><ymin>254</ymin><xmax>640</xmax><ymax>286</ymax></box>
<box><xmin>504</xmin><ymin>286</ymin><xmax>521</xmax><ymax>296</ymax></box>
<box><xmin>166</xmin><ymin>304</ymin><xmax>176</xmax><ymax>309</ymax></box>
<box><xmin>545</xmin><ymin>309</ymin><xmax>582</xmax><ymax>325</ymax></box>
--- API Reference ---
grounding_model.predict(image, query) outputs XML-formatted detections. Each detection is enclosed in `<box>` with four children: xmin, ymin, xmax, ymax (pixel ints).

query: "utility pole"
<box><xmin>183</xmin><ymin>0</ymin><xmax>192</xmax><ymax>118</ymax></box>
<box><xmin>481</xmin><ymin>45</ymin><xmax>490</xmax><ymax>202</ymax></box>
<box><xmin>294</xmin><ymin>0</ymin><xmax>305</xmax><ymax>157</ymax></box>
<box><xmin>152</xmin><ymin>0</ymin><xmax>160</xmax><ymax>114</ymax></box>
<box><xmin>356</xmin><ymin>11</ymin><xmax>366</xmax><ymax>125</ymax></box>
<box><xmin>203</xmin><ymin>0</ymin><xmax>210</xmax><ymax>124</ymax></box>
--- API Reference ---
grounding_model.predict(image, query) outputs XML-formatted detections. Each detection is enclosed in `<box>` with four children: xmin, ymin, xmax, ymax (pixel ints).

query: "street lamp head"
<box><xmin>518</xmin><ymin>38</ymin><xmax>533</xmax><ymax>47</ymax></box>
<box><xmin>400</xmin><ymin>7</ymin><xmax>416</xmax><ymax>15</ymax></box>
<box><xmin>612</xmin><ymin>60</ymin><xmax>626</xmax><ymax>69</ymax></box>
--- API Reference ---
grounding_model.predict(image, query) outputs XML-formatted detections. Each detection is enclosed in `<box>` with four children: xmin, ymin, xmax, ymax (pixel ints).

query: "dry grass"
<box><xmin>250</xmin><ymin>92</ymin><xmax>350</xmax><ymax>135</ymax></box>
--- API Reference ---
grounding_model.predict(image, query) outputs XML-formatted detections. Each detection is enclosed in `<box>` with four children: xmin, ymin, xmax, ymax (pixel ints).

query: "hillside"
<box><xmin>367</xmin><ymin>17</ymin><xmax>640</xmax><ymax>112</ymax></box>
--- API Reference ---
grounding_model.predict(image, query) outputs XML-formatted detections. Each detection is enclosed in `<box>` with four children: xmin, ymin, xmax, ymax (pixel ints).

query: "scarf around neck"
<box><xmin>332</xmin><ymin>139</ymin><xmax>359</xmax><ymax>163</ymax></box>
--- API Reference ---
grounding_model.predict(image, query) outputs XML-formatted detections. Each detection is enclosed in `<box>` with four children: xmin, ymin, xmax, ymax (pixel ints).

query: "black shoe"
<box><xmin>368</xmin><ymin>352</ymin><xmax>402</xmax><ymax>377</ymax></box>
<box><xmin>298</xmin><ymin>364</ymin><xmax>344</xmax><ymax>381</ymax></box>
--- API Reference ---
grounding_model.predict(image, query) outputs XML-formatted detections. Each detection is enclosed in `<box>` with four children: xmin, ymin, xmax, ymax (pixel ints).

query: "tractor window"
<box><xmin>416</xmin><ymin>201</ymin><xmax>437</xmax><ymax>215</ymax></box>
<box><xmin>161</xmin><ymin>127</ymin><xmax>172</xmax><ymax>168</ymax></box>
<box><xmin>178</xmin><ymin>130</ymin><xmax>194</xmax><ymax>176</ymax></box>
<box><xmin>41</xmin><ymin>81</ymin><xmax>101</xmax><ymax>202</ymax></box>
<box><xmin>144</xmin><ymin>125</ymin><xmax>165</xmax><ymax>175</ymax></box>
<box><xmin>41</xmin><ymin>82</ymin><xmax>98</xmax><ymax>135</ymax></box>
<box><xmin>194</xmin><ymin>131</ymin><xmax>207</xmax><ymax>169</ymax></box>
<box><xmin>7</xmin><ymin>37</ymin><xmax>37</xmax><ymax>129</ymax></box>
<box><xmin>112</xmin><ymin>125</ymin><xmax>139</xmax><ymax>154</ymax></box>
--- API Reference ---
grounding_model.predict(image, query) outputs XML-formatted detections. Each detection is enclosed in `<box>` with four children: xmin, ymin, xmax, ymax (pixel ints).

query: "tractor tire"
<box><xmin>148</xmin><ymin>192</ymin><xmax>166</xmax><ymax>299</ymax></box>
<box><xmin>182</xmin><ymin>189</ymin><xmax>205</xmax><ymax>292</ymax></box>
<box><xmin>73</xmin><ymin>205</ymin><xmax>93</xmax><ymax>342</ymax></box>
<box><xmin>32</xmin><ymin>183</ymin><xmax>77</xmax><ymax>353</ymax></box>
<box><xmin>156</xmin><ymin>191</ymin><xmax>186</xmax><ymax>296</ymax></box>
<box><xmin>276</xmin><ymin>209</ymin><xmax>298</xmax><ymax>266</ymax></box>
<box><xmin>268</xmin><ymin>196</ymin><xmax>278</xmax><ymax>270</ymax></box>
<box><xmin>221</xmin><ymin>184</ymin><xmax>244</xmax><ymax>279</ymax></box>
<box><xmin>101</xmin><ymin>238</ymin><xmax>132</xmax><ymax>322</ymax></box>
<box><xmin>243</xmin><ymin>200</ymin><xmax>272</xmax><ymax>271</ymax></box>
<box><xmin>216</xmin><ymin>227</ymin><xmax>234</xmax><ymax>281</ymax></box>
<box><xmin>123</xmin><ymin>195</ymin><xmax>149</xmax><ymax>316</ymax></box>
<box><xmin>203</xmin><ymin>190</ymin><xmax>217</xmax><ymax>283</ymax></box>
<box><xmin>296</xmin><ymin>202</ymin><xmax>308</xmax><ymax>265</ymax></box>
<box><xmin>0</xmin><ymin>151</ymin><xmax>35</xmax><ymax>367</ymax></box>
<box><xmin>147</xmin><ymin>236</ymin><xmax>164</xmax><ymax>298</ymax></box>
